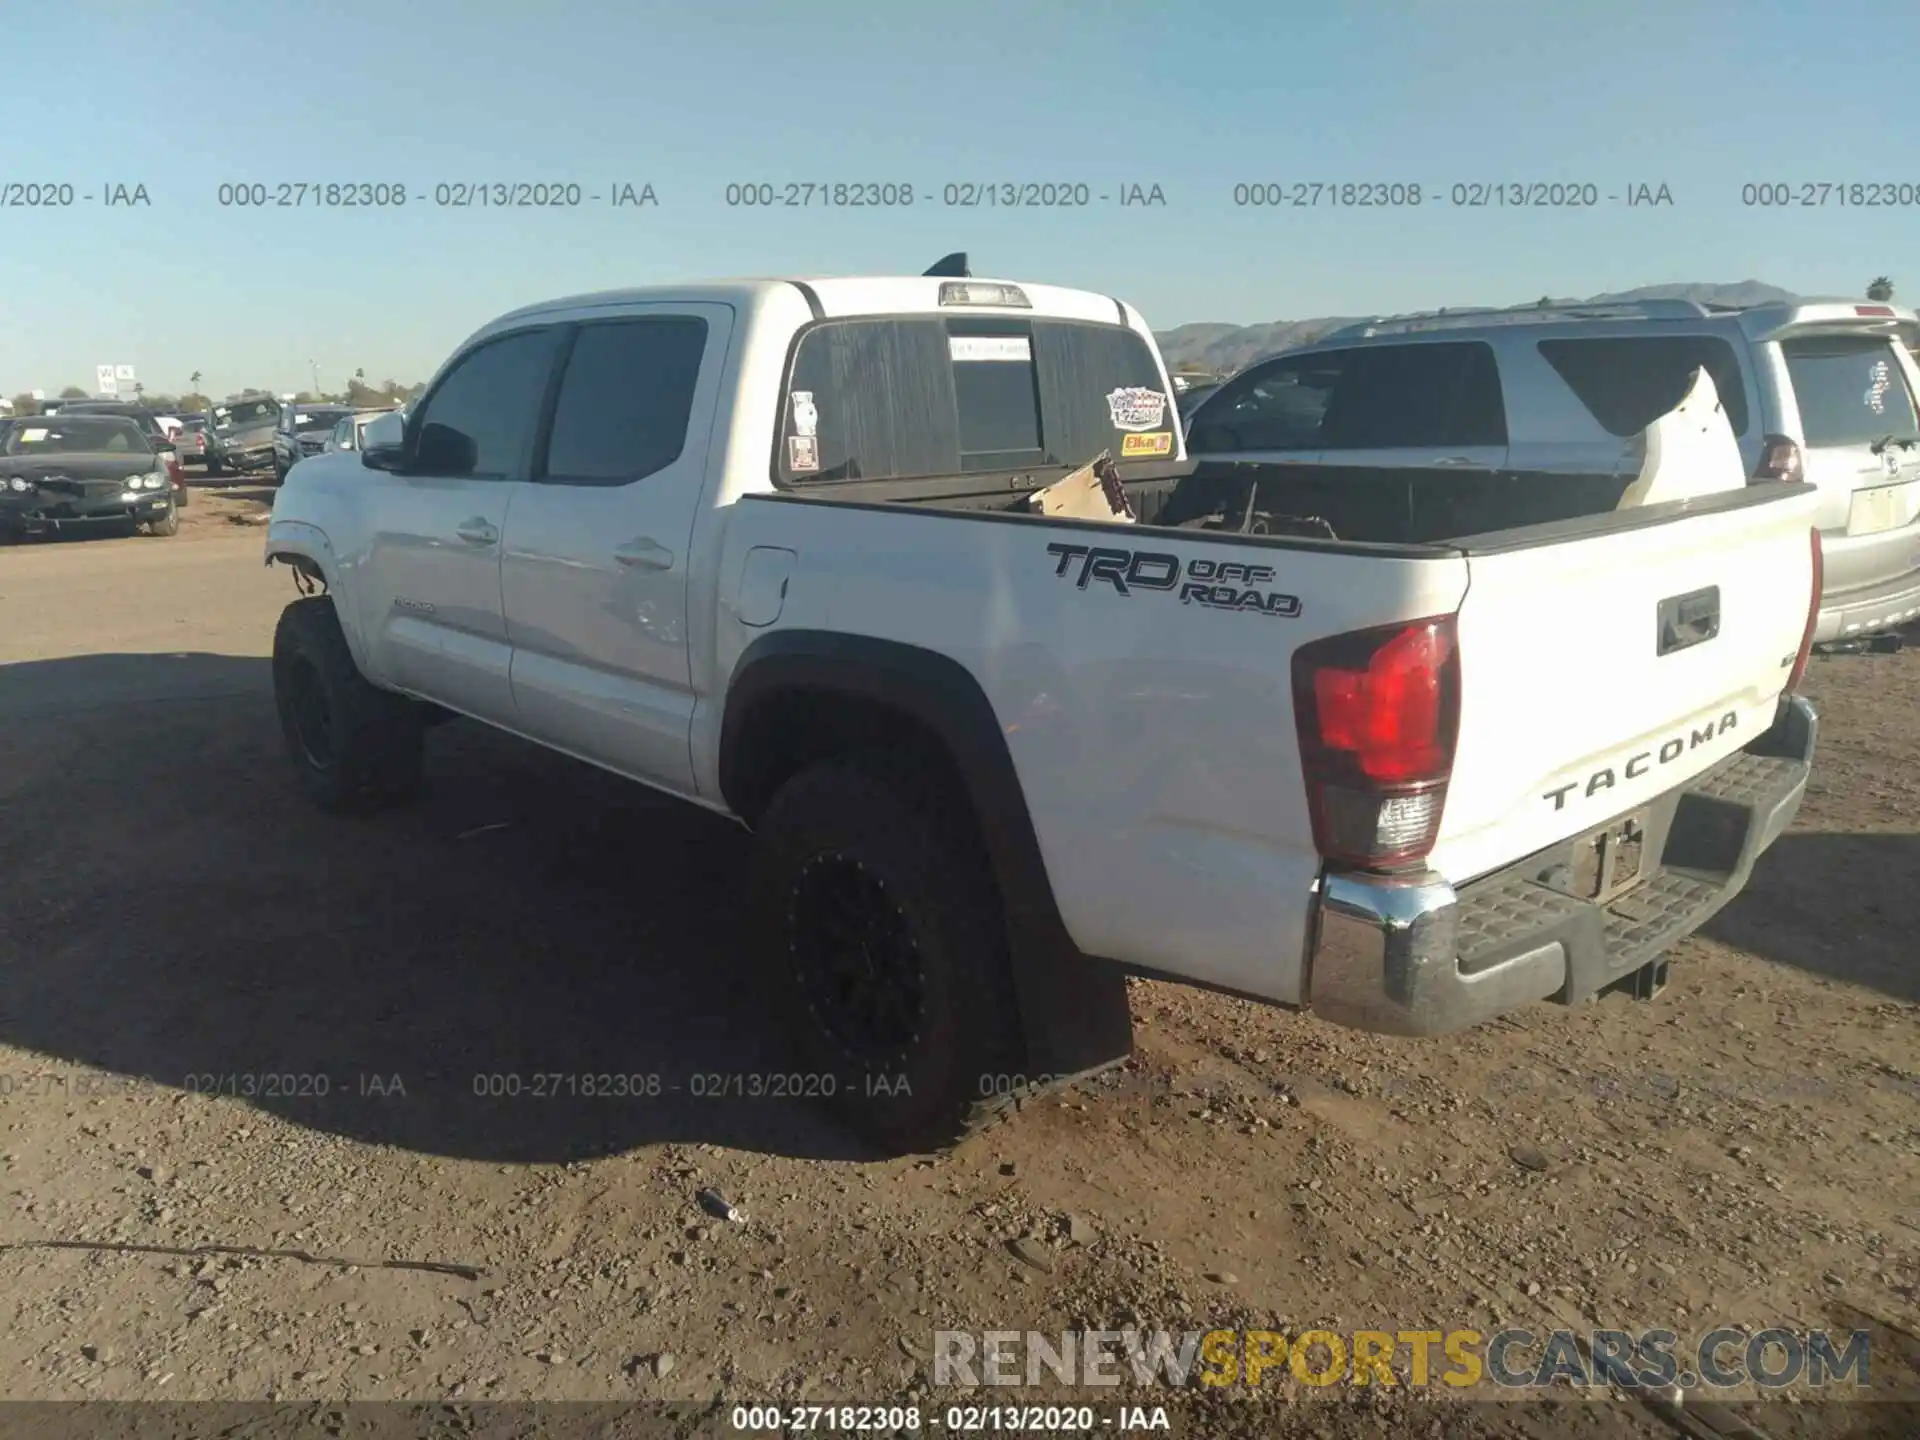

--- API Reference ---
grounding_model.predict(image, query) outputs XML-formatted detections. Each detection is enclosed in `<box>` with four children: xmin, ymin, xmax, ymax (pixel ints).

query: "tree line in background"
<box><xmin>8</xmin><ymin>367</ymin><xmax>427</xmax><ymax>417</ymax></box>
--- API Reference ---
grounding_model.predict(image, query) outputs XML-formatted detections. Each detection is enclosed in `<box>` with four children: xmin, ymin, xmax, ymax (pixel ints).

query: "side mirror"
<box><xmin>359</xmin><ymin>411</ymin><xmax>409</xmax><ymax>472</ymax></box>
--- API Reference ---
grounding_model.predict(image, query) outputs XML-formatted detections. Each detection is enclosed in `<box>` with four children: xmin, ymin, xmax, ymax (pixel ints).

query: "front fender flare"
<box><xmin>265</xmin><ymin>521</ymin><xmax>371</xmax><ymax>675</ymax></box>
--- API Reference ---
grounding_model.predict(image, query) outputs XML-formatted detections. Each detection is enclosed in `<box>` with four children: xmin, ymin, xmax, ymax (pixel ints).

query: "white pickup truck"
<box><xmin>264</xmin><ymin>266</ymin><xmax>1824</xmax><ymax>1153</ymax></box>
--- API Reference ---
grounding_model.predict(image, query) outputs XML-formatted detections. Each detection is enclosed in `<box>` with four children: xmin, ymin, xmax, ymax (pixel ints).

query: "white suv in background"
<box><xmin>1184</xmin><ymin>298</ymin><xmax>1920</xmax><ymax>644</ymax></box>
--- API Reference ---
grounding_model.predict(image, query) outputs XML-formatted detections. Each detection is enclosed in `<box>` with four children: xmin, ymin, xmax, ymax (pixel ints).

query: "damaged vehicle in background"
<box><xmin>1184</xmin><ymin>296</ymin><xmax>1920</xmax><ymax>646</ymax></box>
<box><xmin>0</xmin><ymin>414</ymin><xmax>181</xmax><ymax>540</ymax></box>
<box><xmin>262</xmin><ymin>260</ymin><xmax>1823</xmax><ymax>1155</ymax></box>
<box><xmin>205</xmin><ymin>395</ymin><xmax>281</xmax><ymax>476</ymax></box>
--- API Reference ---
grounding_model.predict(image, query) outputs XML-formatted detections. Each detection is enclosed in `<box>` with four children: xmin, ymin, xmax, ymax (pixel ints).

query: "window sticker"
<box><xmin>790</xmin><ymin>390</ymin><xmax>818</xmax><ymax>438</ymax></box>
<box><xmin>1121</xmin><ymin>430</ymin><xmax>1173</xmax><ymax>457</ymax></box>
<box><xmin>1865</xmin><ymin>359</ymin><xmax>1892</xmax><ymax>415</ymax></box>
<box><xmin>1106</xmin><ymin>386</ymin><xmax>1167</xmax><ymax>431</ymax></box>
<box><xmin>949</xmin><ymin>335</ymin><xmax>1032</xmax><ymax>363</ymax></box>
<box><xmin>788</xmin><ymin>435</ymin><xmax>819</xmax><ymax>473</ymax></box>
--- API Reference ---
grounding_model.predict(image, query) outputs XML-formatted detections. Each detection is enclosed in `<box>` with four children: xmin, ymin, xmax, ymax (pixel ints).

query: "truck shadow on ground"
<box><xmin>0</xmin><ymin>652</ymin><xmax>873</xmax><ymax>1164</ymax></box>
<box><xmin>1704</xmin><ymin>831</ymin><xmax>1920</xmax><ymax>1004</ymax></box>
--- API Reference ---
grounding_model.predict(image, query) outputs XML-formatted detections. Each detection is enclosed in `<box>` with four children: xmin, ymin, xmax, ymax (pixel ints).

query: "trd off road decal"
<box><xmin>1045</xmin><ymin>543</ymin><xmax>1301</xmax><ymax>617</ymax></box>
<box><xmin>1105</xmin><ymin>386</ymin><xmax>1168</xmax><ymax>432</ymax></box>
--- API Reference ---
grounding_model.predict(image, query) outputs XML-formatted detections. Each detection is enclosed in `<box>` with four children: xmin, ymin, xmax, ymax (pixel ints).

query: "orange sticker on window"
<box><xmin>1121</xmin><ymin>430</ymin><xmax>1173</xmax><ymax>457</ymax></box>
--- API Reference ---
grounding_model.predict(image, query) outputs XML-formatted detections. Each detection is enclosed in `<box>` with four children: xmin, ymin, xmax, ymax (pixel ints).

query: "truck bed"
<box><xmin>768</xmin><ymin>455</ymin><xmax>1778</xmax><ymax>553</ymax></box>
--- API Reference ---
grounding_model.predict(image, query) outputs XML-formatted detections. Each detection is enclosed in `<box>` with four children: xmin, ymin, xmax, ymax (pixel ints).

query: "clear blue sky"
<box><xmin>3</xmin><ymin>0</ymin><xmax>1915</xmax><ymax>398</ymax></box>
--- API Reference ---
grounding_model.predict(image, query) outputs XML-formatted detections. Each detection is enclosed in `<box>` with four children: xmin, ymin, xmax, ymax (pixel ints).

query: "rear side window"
<box><xmin>777</xmin><ymin>316</ymin><xmax>1170</xmax><ymax>485</ymax></box>
<box><xmin>1537</xmin><ymin>336</ymin><xmax>1750</xmax><ymax>437</ymax></box>
<box><xmin>1781</xmin><ymin>336</ymin><xmax>1920</xmax><ymax>447</ymax></box>
<box><xmin>540</xmin><ymin>317</ymin><xmax>709</xmax><ymax>486</ymax></box>
<box><xmin>1321</xmin><ymin>341</ymin><xmax>1507</xmax><ymax>449</ymax></box>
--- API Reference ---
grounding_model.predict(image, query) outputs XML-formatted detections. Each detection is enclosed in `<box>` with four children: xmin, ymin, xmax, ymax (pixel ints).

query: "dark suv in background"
<box><xmin>271</xmin><ymin>403</ymin><xmax>354</xmax><ymax>481</ymax></box>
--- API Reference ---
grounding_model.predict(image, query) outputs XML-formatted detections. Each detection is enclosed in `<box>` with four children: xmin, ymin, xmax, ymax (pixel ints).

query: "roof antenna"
<box><xmin>924</xmin><ymin>252</ymin><xmax>970</xmax><ymax>278</ymax></box>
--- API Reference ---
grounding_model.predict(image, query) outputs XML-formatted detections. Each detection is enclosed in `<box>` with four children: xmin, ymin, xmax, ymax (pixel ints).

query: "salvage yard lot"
<box><xmin>0</xmin><ymin>526</ymin><xmax>1916</xmax><ymax>1436</ymax></box>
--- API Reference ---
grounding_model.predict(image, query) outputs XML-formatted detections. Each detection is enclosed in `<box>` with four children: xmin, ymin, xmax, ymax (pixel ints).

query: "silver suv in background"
<box><xmin>1184</xmin><ymin>297</ymin><xmax>1920</xmax><ymax>644</ymax></box>
<box><xmin>321</xmin><ymin>406</ymin><xmax>399</xmax><ymax>454</ymax></box>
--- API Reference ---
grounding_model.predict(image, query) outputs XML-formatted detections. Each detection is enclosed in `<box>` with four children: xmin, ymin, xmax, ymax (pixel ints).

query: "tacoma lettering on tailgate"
<box><xmin>1045</xmin><ymin>543</ymin><xmax>1301</xmax><ymax>618</ymax></box>
<box><xmin>1543</xmin><ymin>711</ymin><xmax>1739</xmax><ymax>811</ymax></box>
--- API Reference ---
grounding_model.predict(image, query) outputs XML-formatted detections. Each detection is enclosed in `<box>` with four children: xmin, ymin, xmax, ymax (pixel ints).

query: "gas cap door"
<box><xmin>735</xmin><ymin>546</ymin><xmax>796</xmax><ymax>628</ymax></box>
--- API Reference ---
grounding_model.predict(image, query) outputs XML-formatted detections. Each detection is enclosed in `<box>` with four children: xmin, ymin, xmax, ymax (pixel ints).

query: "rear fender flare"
<box><xmin>720</xmin><ymin>630</ymin><xmax>1135</xmax><ymax>1079</ymax></box>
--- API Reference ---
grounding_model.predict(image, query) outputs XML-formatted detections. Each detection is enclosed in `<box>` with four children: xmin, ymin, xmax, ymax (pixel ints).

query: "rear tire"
<box><xmin>272</xmin><ymin>596</ymin><xmax>424</xmax><ymax>814</ymax></box>
<box><xmin>206</xmin><ymin>456</ymin><xmax>224</xmax><ymax>477</ymax></box>
<box><xmin>748</xmin><ymin>752</ymin><xmax>1025</xmax><ymax>1155</ymax></box>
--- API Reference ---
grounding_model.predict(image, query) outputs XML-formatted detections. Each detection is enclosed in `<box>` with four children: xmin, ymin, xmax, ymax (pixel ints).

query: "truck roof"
<box><xmin>491</xmin><ymin>275</ymin><xmax>1141</xmax><ymax>329</ymax></box>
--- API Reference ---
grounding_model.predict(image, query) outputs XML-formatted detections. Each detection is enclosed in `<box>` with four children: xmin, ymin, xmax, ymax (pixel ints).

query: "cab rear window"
<box><xmin>1782</xmin><ymin>336</ymin><xmax>1920</xmax><ymax>447</ymax></box>
<box><xmin>776</xmin><ymin>316</ymin><xmax>1170</xmax><ymax>485</ymax></box>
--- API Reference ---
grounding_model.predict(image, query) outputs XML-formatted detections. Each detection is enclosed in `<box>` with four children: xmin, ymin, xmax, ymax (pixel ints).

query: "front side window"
<box><xmin>1187</xmin><ymin>352</ymin><xmax>1347</xmax><ymax>453</ymax></box>
<box><xmin>408</xmin><ymin>329</ymin><xmax>560</xmax><ymax>478</ymax></box>
<box><xmin>540</xmin><ymin>317</ymin><xmax>709</xmax><ymax>486</ymax></box>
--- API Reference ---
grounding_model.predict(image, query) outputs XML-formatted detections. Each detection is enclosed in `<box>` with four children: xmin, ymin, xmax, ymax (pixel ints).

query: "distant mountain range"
<box><xmin>1153</xmin><ymin>280</ymin><xmax>1805</xmax><ymax>374</ymax></box>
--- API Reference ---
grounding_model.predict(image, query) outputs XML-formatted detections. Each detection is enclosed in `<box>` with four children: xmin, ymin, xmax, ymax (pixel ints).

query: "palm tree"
<box><xmin>189</xmin><ymin>370</ymin><xmax>202</xmax><ymax>390</ymax></box>
<box><xmin>1867</xmin><ymin>276</ymin><xmax>1895</xmax><ymax>302</ymax></box>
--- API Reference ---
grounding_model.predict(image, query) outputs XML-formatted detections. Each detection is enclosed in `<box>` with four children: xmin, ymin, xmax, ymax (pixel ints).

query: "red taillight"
<box><xmin>1292</xmin><ymin>616</ymin><xmax>1460</xmax><ymax>870</ymax></box>
<box><xmin>1786</xmin><ymin>527</ymin><xmax>1823</xmax><ymax>693</ymax></box>
<box><xmin>1856</xmin><ymin>305</ymin><xmax>1897</xmax><ymax>317</ymax></box>
<box><xmin>1753</xmin><ymin>433</ymin><xmax>1804</xmax><ymax>485</ymax></box>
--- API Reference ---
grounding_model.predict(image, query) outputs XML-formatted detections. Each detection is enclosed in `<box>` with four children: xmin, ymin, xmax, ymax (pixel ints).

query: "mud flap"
<box><xmin>1003</xmin><ymin>926</ymin><xmax>1136</xmax><ymax>1092</ymax></box>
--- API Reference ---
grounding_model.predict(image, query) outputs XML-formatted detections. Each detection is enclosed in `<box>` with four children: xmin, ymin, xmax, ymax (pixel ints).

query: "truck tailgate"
<box><xmin>1431</xmin><ymin>486</ymin><xmax>1821</xmax><ymax>885</ymax></box>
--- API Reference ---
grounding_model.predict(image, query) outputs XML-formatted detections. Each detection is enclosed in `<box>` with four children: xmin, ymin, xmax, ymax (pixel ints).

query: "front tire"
<box><xmin>748</xmin><ymin>753</ymin><xmax>1025</xmax><ymax>1155</ymax></box>
<box><xmin>272</xmin><ymin>596</ymin><xmax>425</xmax><ymax>814</ymax></box>
<box><xmin>146</xmin><ymin>504</ymin><xmax>179</xmax><ymax>536</ymax></box>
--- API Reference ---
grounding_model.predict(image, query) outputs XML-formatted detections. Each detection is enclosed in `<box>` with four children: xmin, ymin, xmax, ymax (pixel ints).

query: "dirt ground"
<box><xmin>0</xmin><ymin>509</ymin><xmax>1915</xmax><ymax>1439</ymax></box>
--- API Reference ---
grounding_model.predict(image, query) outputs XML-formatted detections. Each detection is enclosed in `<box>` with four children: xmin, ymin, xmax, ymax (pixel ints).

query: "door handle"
<box><xmin>614</xmin><ymin>537</ymin><xmax>675</xmax><ymax>570</ymax></box>
<box><xmin>1430</xmin><ymin>455</ymin><xmax>1477</xmax><ymax>467</ymax></box>
<box><xmin>455</xmin><ymin>517</ymin><xmax>498</xmax><ymax>545</ymax></box>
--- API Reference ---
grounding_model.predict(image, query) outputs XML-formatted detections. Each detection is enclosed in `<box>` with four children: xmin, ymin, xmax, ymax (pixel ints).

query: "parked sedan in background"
<box><xmin>321</xmin><ymin>406</ymin><xmax>399</xmax><ymax>454</ymax></box>
<box><xmin>170</xmin><ymin>415</ymin><xmax>213</xmax><ymax>468</ymax></box>
<box><xmin>0</xmin><ymin>414</ymin><xmax>180</xmax><ymax>540</ymax></box>
<box><xmin>51</xmin><ymin>401</ymin><xmax>188</xmax><ymax>508</ymax></box>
